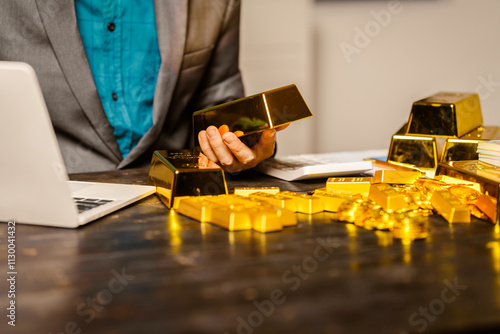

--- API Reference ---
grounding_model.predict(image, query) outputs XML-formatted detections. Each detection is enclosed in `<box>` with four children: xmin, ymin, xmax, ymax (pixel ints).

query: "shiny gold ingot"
<box><xmin>278</xmin><ymin>191</ymin><xmax>323</xmax><ymax>214</ymax></box>
<box><xmin>208</xmin><ymin>194</ymin><xmax>296</xmax><ymax>228</ymax></box>
<box><xmin>173</xmin><ymin>196</ymin><xmax>214</xmax><ymax>222</ymax></box>
<box><xmin>313</xmin><ymin>188</ymin><xmax>355</xmax><ymax>212</ymax></box>
<box><xmin>436</xmin><ymin>160</ymin><xmax>500</xmax><ymax>224</ymax></box>
<box><xmin>248</xmin><ymin>192</ymin><xmax>296</xmax><ymax>212</ymax></box>
<box><xmin>148</xmin><ymin>149</ymin><xmax>227</xmax><ymax>208</ymax></box>
<box><xmin>234</xmin><ymin>187</ymin><xmax>280</xmax><ymax>197</ymax></box>
<box><xmin>388</xmin><ymin>134</ymin><xmax>438</xmax><ymax>169</ymax></box>
<box><xmin>326</xmin><ymin>177</ymin><xmax>372</xmax><ymax>197</ymax></box>
<box><xmin>368</xmin><ymin>183</ymin><xmax>408</xmax><ymax>212</ymax></box>
<box><xmin>193</xmin><ymin>84</ymin><xmax>312</xmax><ymax>146</ymax></box>
<box><xmin>441</xmin><ymin>126</ymin><xmax>500</xmax><ymax>163</ymax></box>
<box><xmin>244</xmin><ymin>206</ymin><xmax>283</xmax><ymax>233</ymax></box>
<box><xmin>210</xmin><ymin>205</ymin><xmax>253</xmax><ymax>231</ymax></box>
<box><xmin>373</xmin><ymin>170</ymin><xmax>422</xmax><ymax>184</ymax></box>
<box><xmin>430</xmin><ymin>190</ymin><xmax>471</xmax><ymax>223</ymax></box>
<box><xmin>476</xmin><ymin>194</ymin><xmax>497</xmax><ymax>223</ymax></box>
<box><xmin>407</xmin><ymin>92</ymin><xmax>483</xmax><ymax>137</ymax></box>
<box><xmin>434</xmin><ymin>175</ymin><xmax>482</xmax><ymax>193</ymax></box>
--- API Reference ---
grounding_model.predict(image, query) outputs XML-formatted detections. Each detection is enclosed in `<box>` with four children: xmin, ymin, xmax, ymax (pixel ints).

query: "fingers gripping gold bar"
<box><xmin>147</xmin><ymin>149</ymin><xmax>228</xmax><ymax>208</ymax></box>
<box><xmin>430</xmin><ymin>190</ymin><xmax>471</xmax><ymax>223</ymax></box>
<box><xmin>233</xmin><ymin>187</ymin><xmax>280</xmax><ymax>197</ymax></box>
<box><xmin>192</xmin><ymin>84</ymin><xmax>312</xmax><ymax>146</ymax></box>
<box><xmin>373</xmin><ymin>170</ymin><xmax>423</xmax><ymax>184</ymax></box>
<box><xmin>368</xmin><ymin>183</ymin><xmax>408</xmax><ymax>212</ymax></box>
<box><xmin>326</xmin><ymin>177</ymin><xmax>372</xmax><ymax>197</ymax></box>
<box><xmin>278</xmin><ymin>191</ymin><xmax>323</xmax><ymax>214</ymax></box>
<box><xmin>407</xmin><ymin>92</ymin><xmax>483</xmax><ymax>137</ymax></box>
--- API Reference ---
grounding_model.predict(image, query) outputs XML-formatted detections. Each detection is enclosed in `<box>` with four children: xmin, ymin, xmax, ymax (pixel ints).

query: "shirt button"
<box><xmin>112</xmin><ymin>93</ymin><xmax>118</xmax><ymax>101</ymax></box>
<box><xmin>107</xmin><ymin>22</ymin><xmax>116</xmax><ymax>32</ymax></box>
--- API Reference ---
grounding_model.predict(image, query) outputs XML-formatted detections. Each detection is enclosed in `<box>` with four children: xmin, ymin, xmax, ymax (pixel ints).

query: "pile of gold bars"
<box><xmin>387</xmin><ymin>92</ymin><xmax>500</xmax><ymax>174</ymax></box>
<box><xmin>172</xmin><ymin>170</ymin><xmax>497</xmax><ymax>237</ymax></box>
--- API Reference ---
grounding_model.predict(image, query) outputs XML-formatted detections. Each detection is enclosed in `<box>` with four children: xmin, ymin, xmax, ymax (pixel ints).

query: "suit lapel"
<box><xmin>35</xmin><ymin>0</ymin><xmax>122</xmax><ymax>163</ymax></box>
<box><xmin>118</xmin><ymin>0</ymin><xmax>188</xmax><ymax>168</ymax></box>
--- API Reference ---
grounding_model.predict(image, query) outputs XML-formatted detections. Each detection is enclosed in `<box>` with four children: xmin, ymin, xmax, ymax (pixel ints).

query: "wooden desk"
<box><xmin>2</xmin><ymin>168</ymin><xmax>500</xmax><ymax>334</ymax></box>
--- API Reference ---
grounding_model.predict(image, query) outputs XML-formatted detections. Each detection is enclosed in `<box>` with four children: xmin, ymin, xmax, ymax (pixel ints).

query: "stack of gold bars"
<box><xmin>387</xmin><ymin>92</ymin><xmax>500</xmax><ymax>174</ymax></box>
<box><xmin>148</xmin><ymin>89</ymin><xmax>500</xmax><ymax>239</ymax></box>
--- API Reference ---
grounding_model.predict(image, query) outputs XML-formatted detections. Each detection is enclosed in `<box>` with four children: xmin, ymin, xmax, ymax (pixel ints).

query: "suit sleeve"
<box><xmin>191</xmin><ymin>0</ymin><xmax>245</xmax><ymax>110</ymax></box>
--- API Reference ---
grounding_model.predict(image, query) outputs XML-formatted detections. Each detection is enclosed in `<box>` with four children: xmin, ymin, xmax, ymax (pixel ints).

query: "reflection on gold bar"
<box><xmin>430</xmin><ymin>190</ymin><xmax>471</xmax><ymax>223</ymax></box>
<box><xmin>279</xmin><ymin>191</ymin><xmax>323</xmax><ymax>214</ymax></box>
<box><xmin>436</xmin><ymin>160</ymin><xmax>500</xmax><ymax>224</ymax></box>
<box><xmin>313</xmin><ymin>188</ymin><xmax>355</xmax><ymax>212</ymax></box>
<box><xmin>476</xmin><ymin>194</ymin><xmax>497</xmax><ymax>223</ymax></box>
<box><xmin>148</xmin><ymin>149</ymin><xmax>227</xmax><ymax>208</ymax></box>
<box><xmin>387</xmin><ymin>135</ymin><xmax>438</xmax><ymax>168</ymax></box>
<box><xmin>434</xmin><ymin>175</ymin><xmax>482</xmax><ymax>192</ymax></box>
<box><xmin>248</xmin><ymin>192</ymin><xmax>296</xmax><ymax>212</ymax></box>
<box><xmin>234</xmin><ymin>187</ymin><xmax>280</xmax><ymax>197</ymax></box>
<box><xmin>193</xmin><ymin>84</ymin><xmax>312</xmax><ymax>146</ymax></box>
<box><xmin>368</xmin><ymin>183</ymin><xmax>408</xmax><ymax>212</ymax></box>
<box><xmin>407</xmin><ymin>92</ymin><xmax>483</xmax><ymax>137</ymax></box>
<box><xmin>326</xmin><ymin>177</ymin><xmax>372</xmax><ymax>197</ymax></box>
<box><xmin>373</xmin><ymin>170</ymin><xmax>422</xmax><ymax>184</ymax></box>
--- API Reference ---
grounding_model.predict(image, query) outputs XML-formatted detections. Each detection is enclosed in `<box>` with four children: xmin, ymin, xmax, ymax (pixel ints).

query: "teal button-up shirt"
<box><xmin>75</xmin><ymin>0</ymin><xmax>161</xmax><ymax>158</ymax></box>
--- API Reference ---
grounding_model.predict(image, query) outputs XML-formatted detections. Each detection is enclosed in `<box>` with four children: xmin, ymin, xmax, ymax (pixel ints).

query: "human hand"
<box><xmin>198</xmin><ymin>124</ymin><xmax>289</xmax><ymax>173</ymax></box>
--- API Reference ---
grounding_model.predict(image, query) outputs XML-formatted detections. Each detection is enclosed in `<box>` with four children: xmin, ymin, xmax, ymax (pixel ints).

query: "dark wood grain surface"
<box><xmin>1</xmin><ymin>168</ymin><xmax>500</xmax><ymax>334</ymax></box>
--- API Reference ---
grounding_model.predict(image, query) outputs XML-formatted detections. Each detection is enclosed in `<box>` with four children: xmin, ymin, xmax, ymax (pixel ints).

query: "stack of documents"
<box><xmin>477</xmin><ymin>140</ymin><xmax>500</xmax><ymax>167</ymax></box>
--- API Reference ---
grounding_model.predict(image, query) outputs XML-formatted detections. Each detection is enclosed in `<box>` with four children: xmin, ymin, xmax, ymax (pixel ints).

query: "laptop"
<box><xmin>0</xmin><ymin>61</ymin><xmax>156</xmax><ymax>228</ymax></box>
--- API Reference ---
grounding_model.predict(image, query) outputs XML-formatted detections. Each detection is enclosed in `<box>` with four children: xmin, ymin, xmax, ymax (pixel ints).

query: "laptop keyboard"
<box><xmin>73</xmin><ymin>197</ymin><xmax>114</xmax><ymax>213</ymax></box>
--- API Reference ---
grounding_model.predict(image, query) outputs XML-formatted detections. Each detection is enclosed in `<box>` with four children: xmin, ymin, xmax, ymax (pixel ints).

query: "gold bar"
<box><xmin>434</xmin><ymin>175</ymin><xmax>482</xmax><ymax>193</ymax></box>
<box><xmin>244</xmin><ymin>207</ymin><xmax>283</xmax><ymax>233</ymax></box>
<box><xmin>234</xmin><ymin>187</ymin><xmax>280</xmax><ymax>197</ymax></box>
<box><xmin>387</xmin><ymin>134</ymin><xmax>438</xmax><ymax>169</ymax></box>
<box><xmin>192</xmin><ymin>84</ymin><xmax>312</xmax><ymax>146</ymax></box>
<box><xmin>430</xmin><ymin>190</ymin><xmax>471</xmax><ymax>223</ymax></box>
<box><xmin>441</xmin><ymin>126</ymin><xmax>500</xmax><ymax>163</ymax></box>
<box><xmin>210</xmin><ymin>205</ymin><xmax>253</xmax><ymax>231</ymax></box>
<box><xmin>248</xmin><ymin>192</ymin><xmax>296</xmax><ymax>212</ymax></box>
<box><xmin>436</xmin><ymin>160</ymin><xmax>500</xmax><ymax>224</ymax></box>
<box><xmin>373</xmin><ymin>170</ymin><xmax>422</xmax><ymax>184</ymax></box>
<box><xmin>476</xmin><ymin>194</ymin><xmax>497</xmax><ymax>223</ymax></box>
<box><xmin>368</xmin><ymin>183</ymin><xmax>408</xmax><ymax>212</ymax></box>
<box><xmin>326</xmin><ymin>177</ymin><xmax>372</xmax><ymax>197</ymax></box>
<box><xmin>407</xmin><ymin>92</ymin><xmax>483</xmax><ymax>137</ymax></box>
<box><xmin>174</xmin><ymin>196</ymin><xmax>214</xmax><ymax>223</ymax></box>
<box><xmin>278</xmin><ymin>191</ymin><xmax>324</xmax><ymax>214</ymax></box>
<box><xmin>313</xmin><ymin>188</ymin><xmax>355</xmax><ymax>212</ymax></box>
<box><xmin>147</xmin><ymin>149</ymin><xmax>227</xmax><ymax>208</ymax></box>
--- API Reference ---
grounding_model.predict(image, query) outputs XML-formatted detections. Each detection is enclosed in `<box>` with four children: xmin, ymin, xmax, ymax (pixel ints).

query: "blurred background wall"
<box><xmin>239</xmin><ymin>0</ymin><xmax>500</xmax><ymax>156</ymax></box>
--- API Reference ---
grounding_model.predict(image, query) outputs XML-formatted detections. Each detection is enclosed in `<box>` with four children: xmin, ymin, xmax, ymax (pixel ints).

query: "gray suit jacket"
<box><xmin>0</xmin><ymin>0</ymin><xmax>244</xmax><ymax>173</ymax></box>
